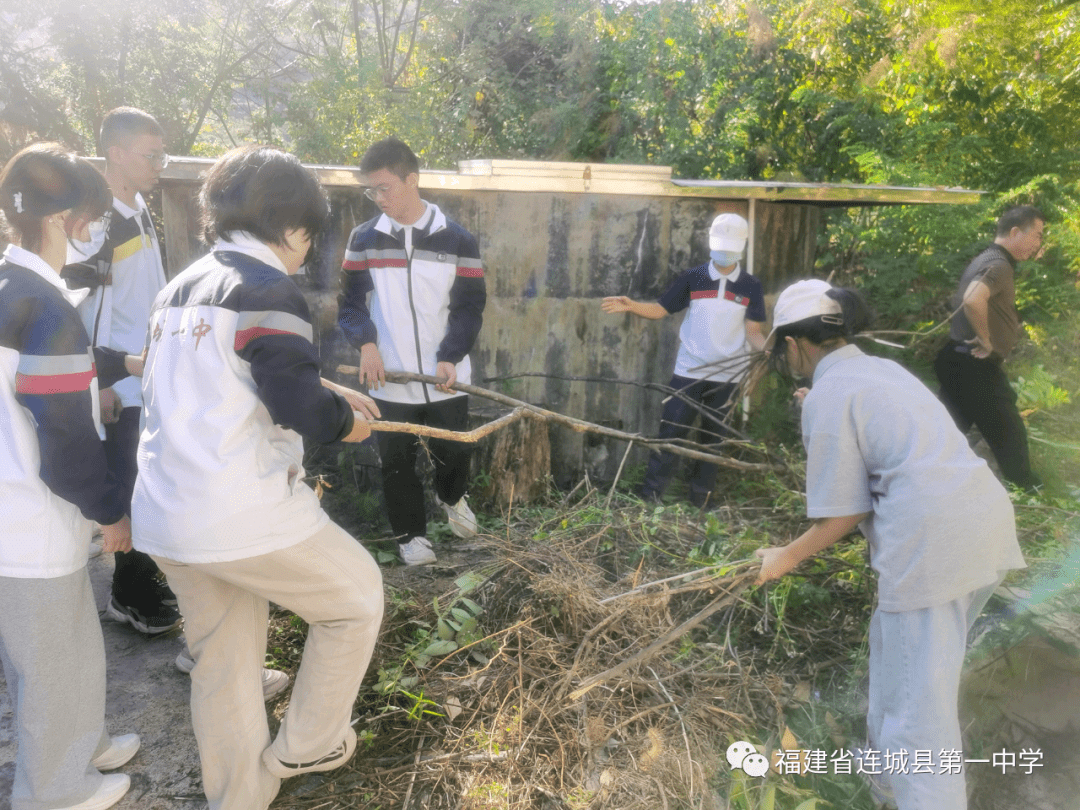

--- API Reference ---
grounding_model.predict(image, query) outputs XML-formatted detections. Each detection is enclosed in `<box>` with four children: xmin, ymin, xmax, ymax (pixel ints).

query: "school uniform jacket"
<box><xmin>64</xmin><ymin>194</ymin><xmax>168</xmax><ymax>408</ymax></box>
<box><xmin>339</xmin><ymin>203</ymin><xmax>486</xmax><ymax>404</ymax></box>
<box><xmin>131</xmin><ymin>234</ymin><xmax>355</xmax><ymax>564</ymax></box>
<box><xmin>0</xmin><ymin>245</ymin><xmax>129</xmax><ymax>579</ymax></box>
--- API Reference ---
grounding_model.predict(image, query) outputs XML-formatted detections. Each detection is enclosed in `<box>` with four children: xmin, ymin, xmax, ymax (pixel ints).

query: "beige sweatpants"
<box><xmin>153</xmin><ymin>520</ymin><xmax>384</xmax><ymax>810</ymax></box>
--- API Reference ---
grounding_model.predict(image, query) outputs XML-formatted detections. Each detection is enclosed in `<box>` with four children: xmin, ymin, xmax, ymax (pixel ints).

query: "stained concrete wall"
<box><xmin>156</xmin><ymin>182</ymin><xmax>817</xmax><ymax>484</ymax></box>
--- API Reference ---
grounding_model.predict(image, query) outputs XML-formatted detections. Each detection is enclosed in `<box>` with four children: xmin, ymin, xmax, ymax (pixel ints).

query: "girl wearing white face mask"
<box><xmin>0</xmin><ymin>144</ymin><xmax>144</xmax><ymax>810</ymax></box>
<box><xmin>601</xmin><ymin>212</ymin><xmax>768</xmax><ymax>507</ymax></box>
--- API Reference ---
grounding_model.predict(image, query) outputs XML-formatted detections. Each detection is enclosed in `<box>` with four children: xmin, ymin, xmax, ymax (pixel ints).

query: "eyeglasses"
<box><xmin>141</xmin><ymin>152</ymin><xmax>170</xmax><ymax>170</ymax></box>
<box><xmin>363</xmin><ymin>184</ymin><xmax>392</xmax><ymax>201</ymax></box>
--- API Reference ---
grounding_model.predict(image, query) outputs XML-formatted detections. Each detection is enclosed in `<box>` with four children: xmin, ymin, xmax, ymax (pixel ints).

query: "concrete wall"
<box><xmin>158</xmin><ymin>182</ymin><xmax>817</xmax><ymax>483</ymax></box>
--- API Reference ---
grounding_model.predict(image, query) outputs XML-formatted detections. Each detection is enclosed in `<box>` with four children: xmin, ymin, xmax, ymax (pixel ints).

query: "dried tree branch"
<box><xmin>337</xmin><ymin>367</ymin><xmax>782</xmax><ymax>473</ymax></box>
<box><xmin>369</xmin><ymin>407</ymin><xmax>533</xmax><ymax>443</ymax></box>
<box><xmin>567</xmin><ymin>573</ymin><xmax>756</xmax><ymax>700</ymax></box>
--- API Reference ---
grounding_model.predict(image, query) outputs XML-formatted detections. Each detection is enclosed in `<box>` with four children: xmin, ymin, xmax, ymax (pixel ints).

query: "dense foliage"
<box><xmin>3</xmin><ymin>0</ymin><xmax>1078</xmax><ymax>320</ymax></box>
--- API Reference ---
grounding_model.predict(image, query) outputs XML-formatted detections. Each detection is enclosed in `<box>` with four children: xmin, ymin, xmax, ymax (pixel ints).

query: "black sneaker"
<box><xmin>104</xmin><ymin>595</ymin><xmax>182</xmax><ymax>635</ymax></box>
<box><xmin>153</xmin><ymin>576</ymin><xmax>178</xmax><ymax>607</ymax></box>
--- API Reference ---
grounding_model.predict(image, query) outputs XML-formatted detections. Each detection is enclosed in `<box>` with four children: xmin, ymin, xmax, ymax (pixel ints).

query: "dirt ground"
<box><xmin>5</xmin><ymin>537</ymin><xmax>1080</xmax><ymax>809</ymax></box>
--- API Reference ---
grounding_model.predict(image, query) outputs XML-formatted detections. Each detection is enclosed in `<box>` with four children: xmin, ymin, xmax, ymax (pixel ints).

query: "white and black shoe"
<box><xmin>262</xmin><ymin>727</ymin><xmax>357</xmax><ymax>778</ymax></box>
<box><xmin>104</xmin><ymin>595</ymin><xmax>181</xmax><ymax>635</ymax></box>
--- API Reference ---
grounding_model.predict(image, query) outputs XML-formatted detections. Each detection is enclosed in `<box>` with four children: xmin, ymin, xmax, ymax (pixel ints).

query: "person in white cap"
<box><xmin>755</xmin><ymin>279</ymin><xmax>1026</xmax><ymax>810</ymax></box>
<box><xmin>602</xmin><ymin>212</ymin><xmax>766</xmax><ymax>506</ymax></box>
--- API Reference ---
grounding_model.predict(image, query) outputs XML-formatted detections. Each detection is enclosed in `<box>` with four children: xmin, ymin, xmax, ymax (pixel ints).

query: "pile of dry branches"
<box><xmin>271</xmin><ymin>477</ymin><xmax>872</xmax><ymax>810</ymax></box>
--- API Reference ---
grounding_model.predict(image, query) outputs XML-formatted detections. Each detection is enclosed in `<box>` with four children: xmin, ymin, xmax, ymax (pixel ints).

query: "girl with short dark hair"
<box><xmin>131</xmin><ymin>145</ymin><xmax>385</xmax><ymax>810</ymax></box>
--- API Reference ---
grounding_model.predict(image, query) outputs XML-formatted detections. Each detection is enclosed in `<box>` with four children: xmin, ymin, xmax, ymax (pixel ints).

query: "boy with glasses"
<box><xmin>65</xmin><ymin>108</ymin><xmax>291</xmax><ymax>698</ymax></box>
<box><xmin>339</xmin><ymin>138</ymin><xmax>486</xmax><ymax>566</ymax></box>
<box><xmin>63</xmin><ymin>107</ymin><xmax>180</xmax><ymax>636</ymax></box>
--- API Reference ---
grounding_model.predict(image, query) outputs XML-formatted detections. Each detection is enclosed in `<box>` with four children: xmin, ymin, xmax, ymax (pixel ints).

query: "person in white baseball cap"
<box><xmin>602</xmin><ymin>212</ymin><xmax>767</xmax><ymax>507</ymax></box>
<box><xmin>708</xmin><ymin>211</ymin><xmax>749</xmax><ymax>253</ymax></box>
<box><xmin>757</xmin><ymin>279</ymin><xmax>1025</xmax><ymax>810</ymax></box>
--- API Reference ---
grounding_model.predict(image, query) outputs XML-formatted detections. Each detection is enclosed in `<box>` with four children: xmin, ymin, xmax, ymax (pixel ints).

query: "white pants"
<box><xmin>868</xmin><ymin>578</ymin><xmax>1001</xmax><ymax>810</ymax></box>
<box><xmin>153</xmin><ymin>520</ymin><xmax>384</xmax><ymax>810</ymax></box>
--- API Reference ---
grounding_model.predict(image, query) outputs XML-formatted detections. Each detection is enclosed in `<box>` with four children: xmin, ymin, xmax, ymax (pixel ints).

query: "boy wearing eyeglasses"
<box><xmin>339</xmin><ymin>138</ymin><xmax>487</xmax><ymax>566</ymax></box>
<box><xmin>62</xmin><ymin>107</ymin><xmax>179</xmax><ymax>636</ymax></box>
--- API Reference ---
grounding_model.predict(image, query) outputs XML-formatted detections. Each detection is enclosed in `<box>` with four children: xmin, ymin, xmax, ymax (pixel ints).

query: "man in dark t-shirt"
<box><xmin>934</xmin><ymin>205</ymin><xmax>1045</xmax><ymax>490</ymax></box>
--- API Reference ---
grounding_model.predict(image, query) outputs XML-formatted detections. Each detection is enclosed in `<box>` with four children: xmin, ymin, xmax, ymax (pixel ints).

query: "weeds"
<box><xmin>266</xmin><ymin>310</ymin><xmax>1079</xmax><ymax>809</ymax></box>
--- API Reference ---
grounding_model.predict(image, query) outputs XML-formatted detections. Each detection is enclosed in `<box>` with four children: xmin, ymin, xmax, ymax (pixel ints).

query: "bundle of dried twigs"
<box><xmin>272</xmin><ymin>479</ymin><xmax>871</xmax><ymax>810</ymax></box>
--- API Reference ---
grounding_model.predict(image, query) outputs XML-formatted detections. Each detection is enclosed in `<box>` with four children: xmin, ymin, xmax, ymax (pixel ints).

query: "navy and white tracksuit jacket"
<box><xmin>0</xmin><ymin>245</ymin><xmax>129</xmax><ymax>578</ymax></box>
<box><xmin>338</xmin><ymin>203</ymin><xmax>486</xmax><ymax>404</ymax></box>
<box><xmin>132</xmin><ymin>234</ymin><xmax>355</xmax><ymax>563</ymax></box>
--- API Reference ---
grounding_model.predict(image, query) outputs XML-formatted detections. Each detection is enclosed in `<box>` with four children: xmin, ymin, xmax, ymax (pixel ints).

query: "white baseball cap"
<box><xmin>709</xmin><ymin>213</ymin><xmax>748</xmax><ymax>252</ymax></box>
<box><xmin>767</xmin><ymin>279</ymin><xmax>843</xmax><ymax>343</ymax></box>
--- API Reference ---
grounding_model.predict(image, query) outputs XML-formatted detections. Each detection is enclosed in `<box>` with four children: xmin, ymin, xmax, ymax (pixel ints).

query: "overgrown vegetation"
<box><xmin>5</xmin><ymin>1</ymin><xmax>1079</xmax><ymax>806</ymax></box>
<box><xmin>266</xmin><ymin>266</ymin><xmax>1080</xmax><ymax>810</ymax></box>
<box><xmin>274</xmin><ymin>335</ymin><xmax>1080</xmax><ymax>808</ymax></box>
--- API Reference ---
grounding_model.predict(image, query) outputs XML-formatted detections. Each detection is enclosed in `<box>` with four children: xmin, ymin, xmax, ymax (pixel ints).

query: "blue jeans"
<box><xmin>641</xmin><ymin>374</ymin><xmax>737</xmax><ymax>506</ymax></box>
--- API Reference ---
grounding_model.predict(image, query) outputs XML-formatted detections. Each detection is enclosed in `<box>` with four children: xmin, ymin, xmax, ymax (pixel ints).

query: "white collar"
<box><xmin>213</xmin><ymin>231</ymin><xmax>289</xmax><ymax>275</ymax></box>
<box><xmin>710</xmin><ymin>261</ymin><xmax>742</xmax><ymax>284</ymax></box>
<box><xmin>375</xmin><ymin>201</ymin><xmax>446</xmax><ymax>238</ymax></box>
<box><xmin>388</xmin><ymin>202</ymin><xmax>434</xmax><ymax>233</ymax></box>
<box><xmin>3</xmin><ymin>244</ymin><xmax>89</xmax><ymax>307</ymax></box>
<box><xmin>111</xmin><ymin>193</ymin><xmax>146</xmax><ymax>220</ymax></box>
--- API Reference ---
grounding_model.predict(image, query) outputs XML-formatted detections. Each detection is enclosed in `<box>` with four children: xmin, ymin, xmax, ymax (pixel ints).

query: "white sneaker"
<box><xmin>56</xmin><ymin>773</ymin><xmax>130</xmax><ymax>810</ymax></box>
<box><xmin>91</xmin><ymin>733</ymin><xmax>140</xmax><ymax>770</ymax></box>
<box><xmin>176</xmin><ymin>642</ymin><xmax>292</xmax><ymax>701</ymax></box>
<box><xmin>261</xmin><ymin>668</ymin><xmax>291</xmax><ymax>700</ymax></box>
<box><xmin>399</xmin><ymin>536</ymin><xmax>437</xmax><ymax>566</ymax></box>
<box><xmin>436</xmin><ymin>495</ymin><xmax>477</xmax><ymax>538</ymax></box>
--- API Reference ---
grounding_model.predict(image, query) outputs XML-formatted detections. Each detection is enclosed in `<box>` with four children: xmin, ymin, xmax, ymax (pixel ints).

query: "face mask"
<box><xmin>711</xmin><ymin>249</ymin><xmax>742</xmax><ymax>267</ymax></box>
<box><xmin>65</xmin><ymin>216</ymin><xmax>109</xmax><ymax>264</ymax></box>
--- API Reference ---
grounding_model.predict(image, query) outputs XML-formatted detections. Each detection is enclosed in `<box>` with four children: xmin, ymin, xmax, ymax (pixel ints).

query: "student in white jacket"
<box><xmin>0</xmin><ymin>144</ymin><xmax>142</xmax><ymax>810</ymax></box>
<box><xmin>132</xmin><ymin>146</ymin><xmax>384</xmax><ymax>810</ymax></box>
<box><xmin>339</xmin><ymin>138</ymin><xmax>486</xmax><ymax>566</ymax></box>
<box><xmin>63</xmin><ymin>107</ymin><xmax>180</xmax><ymax>636</ymax></box>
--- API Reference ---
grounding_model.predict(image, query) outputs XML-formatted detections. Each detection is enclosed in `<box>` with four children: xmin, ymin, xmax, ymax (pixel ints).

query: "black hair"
<box><xmin>996</xmin><ymin>205</ymin><xmax>1044</xmax><ymax>236</ymax></box>
<box><xmin>768</xmin><ymin>287</ymin><xmax>874</xmax><ymax>381</ymax></box>
<box><xmin>199</xmin><ymin>145</ymin><xmax>329</xmax><ymax>247</ymax></box>
<box><xmin>0</xmin><ymin>143</ymin><xmax>111</xmax><ymax>254</ymax></box>
<box><xmin>359</xmin><ymin>137</ymin><xmax>419</xmax><ymax>181</ymax></box>
<box><xmin>100</xmin><ymin>106</ymin><xmax>165</xmax><ymax>155</ymax></box>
